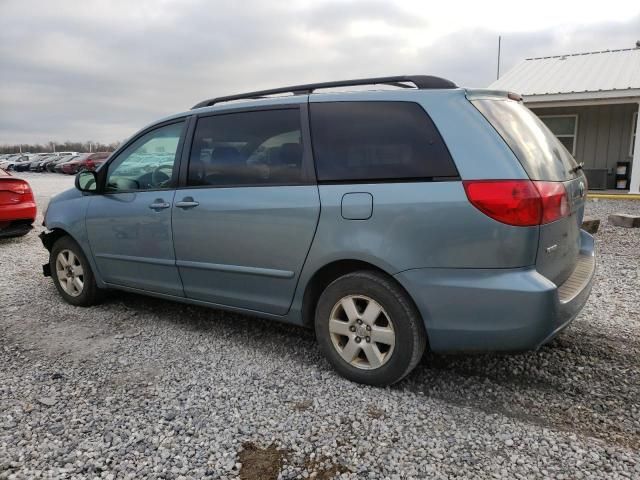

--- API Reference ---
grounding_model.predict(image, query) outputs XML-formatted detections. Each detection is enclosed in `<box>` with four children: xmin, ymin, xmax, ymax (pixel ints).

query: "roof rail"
<box><xmin>191</xmin><ymin>75</ymin><xmax>457</xmax><ymax>109</ymax></box>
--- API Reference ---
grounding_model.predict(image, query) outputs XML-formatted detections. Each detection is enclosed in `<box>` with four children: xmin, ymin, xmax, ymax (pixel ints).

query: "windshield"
<box><xmin>471</xmin><ymin>99</ymin><xmax>579</xmax><ymax>181</ymax></box>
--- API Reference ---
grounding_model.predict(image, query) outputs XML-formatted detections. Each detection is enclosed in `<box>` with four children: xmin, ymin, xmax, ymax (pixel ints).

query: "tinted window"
<box><xmin>472</xmin><ymin>99</ymin><xmax>579</xmax><ymax>181</ymax></box>
<box><xmin>106</xmin><ymin>122</ymin><xmax>184</xmax><ymax>192</ymax></box>
<box><xmin>310</xmin><ymin>101</ymin><xmax>457</xmax><ymax>182</ymax></box>
<box><xmin>188</xmin><ymin>109</ymin><xmax>304</xmax><ymax>186</ymax></box>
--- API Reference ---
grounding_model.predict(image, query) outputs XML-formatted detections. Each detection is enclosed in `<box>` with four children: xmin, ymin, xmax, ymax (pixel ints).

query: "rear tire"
<box><xmin>50</xmin><ymin>236</ymin><xmax>102</xmax><ymax>306</ymax></box>
<box><xmin>315</xmin><ymin>270</ymin><xmax>426</xmax><ymax>386</ymax></box>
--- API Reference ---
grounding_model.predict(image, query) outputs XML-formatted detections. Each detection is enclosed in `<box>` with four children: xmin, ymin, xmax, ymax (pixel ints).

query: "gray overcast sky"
<box><xmin>1</xmin><ymin>0</ymin><xmax>639</xmax><ymax>145</ymax></box>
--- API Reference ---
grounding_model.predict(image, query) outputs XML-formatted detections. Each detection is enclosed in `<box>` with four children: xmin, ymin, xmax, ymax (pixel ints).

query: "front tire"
<box><xmin>315</xmin><ymin>271</ymin><xmax>426</xmax><ymax>386</ymax></box>
<box><xmin>50</xmin><ymin>236</ymin><xmax>102</xmax><ymax>306</ymax></box>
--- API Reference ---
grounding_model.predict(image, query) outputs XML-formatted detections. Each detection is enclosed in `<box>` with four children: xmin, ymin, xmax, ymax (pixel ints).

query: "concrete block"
<box><xmin>581</xmin><ymin>217</ymin><xmax>600</xmax><ymax>234</ymax></box>
<box><xmin>608</xmin><ymin>213</ymin><xmax>640</xmax><ymax>228</ymax></box>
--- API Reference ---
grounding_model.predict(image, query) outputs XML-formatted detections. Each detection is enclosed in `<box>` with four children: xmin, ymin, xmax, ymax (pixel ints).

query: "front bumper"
<box><xmin>39</xmin><ymin>230</ymin><xmax>54</xmax><ymax>276</ymax></box>
<box><xmin>394</xmin><ymin>230</ymin><xmax>596</xmax><ymax>353</ymax></box>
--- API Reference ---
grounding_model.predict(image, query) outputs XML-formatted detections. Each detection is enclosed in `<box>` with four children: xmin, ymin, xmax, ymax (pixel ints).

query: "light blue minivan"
<box><xmin>41</xmin><ymin>76</ymin><xmax>595</xmax><ymax>386</ymax></box>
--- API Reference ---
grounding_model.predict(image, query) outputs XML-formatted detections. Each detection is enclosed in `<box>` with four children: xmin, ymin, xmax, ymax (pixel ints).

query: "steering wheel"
<box><xmin>151</xmin><ymin>165</ymin><xmax>173</xmax><ymax>187</ymax></box>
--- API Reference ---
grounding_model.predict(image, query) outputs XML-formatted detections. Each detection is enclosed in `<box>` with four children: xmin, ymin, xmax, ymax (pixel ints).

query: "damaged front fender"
<box><xmin>39</xmin><ymin>230</ymin><xmax>56</xmax><ymax>251</ymax></box>
<box><xmin>39</xmin><ymin>230</ymin><xmax>59</xmax><ymax>277</ymax></box>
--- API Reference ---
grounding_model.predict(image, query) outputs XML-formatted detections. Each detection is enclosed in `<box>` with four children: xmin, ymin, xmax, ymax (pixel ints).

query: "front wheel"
<box><xmin>50</xmin><ymin>236</ymin><xmax>102</xmax><ymax>306</ymax></box>
<box><xmin>315</xmin><ymin>271</ymin><xmax>426</xmax><ymax>386</ymax></box>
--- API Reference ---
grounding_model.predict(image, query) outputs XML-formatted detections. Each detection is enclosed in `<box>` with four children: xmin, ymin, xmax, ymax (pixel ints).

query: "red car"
<box><xmin>85</xmin><ymin>153</ymin><xmax>111</xmax><ymax>172</ymax></box>
<box><xmin>61</xmin><ymin>152</ymin><xmax>110</xmax><ymax>174</ymax></box>
<box><xmin>0</xmin><ymin>169</ymin><xmax>37</xmax><ymax>238</ymax></box>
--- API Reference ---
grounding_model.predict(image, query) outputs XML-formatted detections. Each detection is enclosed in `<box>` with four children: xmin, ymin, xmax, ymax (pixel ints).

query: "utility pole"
<box><xmin>497</xmin><ymin>35</ymin><xmax>502</xmax><ymax>80</ymax></box>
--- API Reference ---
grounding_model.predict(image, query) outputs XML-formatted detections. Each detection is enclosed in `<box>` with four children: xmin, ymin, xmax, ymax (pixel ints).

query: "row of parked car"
<box><xmin>0</xmin><ymin>152</ymin><xmax>111</xmax><ymax>175</ymax></box>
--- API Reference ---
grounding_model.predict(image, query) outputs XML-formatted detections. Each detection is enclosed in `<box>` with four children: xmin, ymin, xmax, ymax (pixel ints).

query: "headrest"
<box><xmin>277</xmin><ymin>143</ymin><xmax>302</xmax><ymax>165</ymax></box>
<box><xmin>211</xmin><ymin>146</ymin><xmax>244</xmax><ymax>165</ymax></box>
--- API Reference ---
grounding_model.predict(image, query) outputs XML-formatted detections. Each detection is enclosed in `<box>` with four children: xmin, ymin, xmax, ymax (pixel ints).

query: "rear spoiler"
<box><xmin>465</xmin><ymin>89</ymin><xmax>523</xmax><ymax>102</ymax></box>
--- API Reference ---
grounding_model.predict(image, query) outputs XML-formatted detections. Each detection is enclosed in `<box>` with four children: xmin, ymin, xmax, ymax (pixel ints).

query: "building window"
<box><xmin>539</xmin><ymin>115</ymin><xmax>578</xmax><ymax>156</ymax></box>
<box><xmin>631</xmin><ymin>112</ymin><xmax>638</xmax><ymax>157</ymax></box>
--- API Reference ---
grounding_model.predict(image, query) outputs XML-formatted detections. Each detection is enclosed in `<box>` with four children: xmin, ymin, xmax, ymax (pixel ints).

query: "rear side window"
<box><xmin>188</xmin><ymin>109</ymin><xmax>304</xmax><ymax>186</ymax></box>
<box><xmin>310</xmin><ymin>101</ymin><xmax>457</xmax><ymax>182</ymax></box>
<box><xmin>471</xmin><ymin>99</ymin><xmax>579</xmax><ymax>181</ymax></box>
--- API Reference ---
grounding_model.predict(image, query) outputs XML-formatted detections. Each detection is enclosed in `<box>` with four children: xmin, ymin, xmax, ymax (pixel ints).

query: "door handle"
<box><xmin>175</xmin><ymin>197</ymin><xmax>200</xmax><ymax>209</ymax></box>
<box><xmin>148</xmin><ymin>200</ymin><xmax>171</xmax><ymax>210</ymax></box>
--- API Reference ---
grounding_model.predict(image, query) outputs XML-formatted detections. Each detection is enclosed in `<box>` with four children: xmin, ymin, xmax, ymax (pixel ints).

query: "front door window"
<box><xmin>106</xmin><ymin>122</ymin><xmax>185</xmax><ymax>192</ymax></box>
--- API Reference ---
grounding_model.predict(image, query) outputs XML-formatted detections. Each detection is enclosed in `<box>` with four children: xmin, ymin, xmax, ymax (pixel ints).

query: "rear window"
<box><xmin>310</xmin><ymin>101</ymin><xmax>458</xmax><ymax>182</ymax></box>
<box><xmin>472</xmin><ymin>99</ymin><xmax>579</xmax><ymax>181</ymax></box>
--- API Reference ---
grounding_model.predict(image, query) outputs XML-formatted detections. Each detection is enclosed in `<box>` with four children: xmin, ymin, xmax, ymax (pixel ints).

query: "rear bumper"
<box><xmin>394</xmin><ymin>230</ymin><xmax>596</xmax><ymax>353</ymax></box>
<box><xmin>0</xmin><ymin>220</ymin><xmax>33</xmax><ymax>238</ymax></box>
<box><xmin>0</xmin><ymin>202</ymin><xmax>37</xmax><ymax>222</ymax></box>
<box><xmin>535</xmin><ymin>231</ymin><xmax>595</xmax><ymax>348</ymax></box>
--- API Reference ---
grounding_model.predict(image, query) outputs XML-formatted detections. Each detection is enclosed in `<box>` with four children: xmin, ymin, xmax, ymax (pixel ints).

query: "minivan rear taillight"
<box><xmin>463</xmin><ymin>180</ymin><xmax>568</xmax><ymax>227</ymax></box>
<box><xmin>534</xmin><ymin>181</ymin><xmax>569</xmax><ymax>224</ymax></box>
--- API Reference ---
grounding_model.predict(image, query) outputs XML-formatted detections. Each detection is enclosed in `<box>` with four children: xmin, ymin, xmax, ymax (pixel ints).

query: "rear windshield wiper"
<box><xmin>569</xmin><ymin>162</ymin><xmax>584</xmax><ymax>174</ymax></box>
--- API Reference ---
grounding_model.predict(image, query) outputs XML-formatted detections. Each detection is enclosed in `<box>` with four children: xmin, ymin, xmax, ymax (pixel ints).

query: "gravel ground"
<box><xmin>1</xmin><ymin>172</ymin><xmax>639</xmax><ymax>479</ymax></box>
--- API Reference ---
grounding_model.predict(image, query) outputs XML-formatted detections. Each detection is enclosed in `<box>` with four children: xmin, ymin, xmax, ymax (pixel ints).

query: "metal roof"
<box><xmin>489</xmin><ymin>47</ymin><xmax>640</xmax><ymax>102</ymax></box>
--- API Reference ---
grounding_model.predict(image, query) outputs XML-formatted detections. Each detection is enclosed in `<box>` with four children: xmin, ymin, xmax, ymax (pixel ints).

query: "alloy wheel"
<box><xmin>328</xmin><ymin>295</ymin><xmax>395</xmax><ymax>370</ymax></box>
<box><xmin>55</xmin><ymin>249</ymin><xmax>84</xmax><ymax>297</ymax></box>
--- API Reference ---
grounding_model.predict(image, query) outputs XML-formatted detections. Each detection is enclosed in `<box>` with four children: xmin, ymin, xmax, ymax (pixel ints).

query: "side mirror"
<box><xmin>75</xmin><ymin>170</ymin><xmax>98</xmax><ymax>193</ymax></box>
